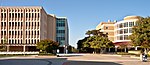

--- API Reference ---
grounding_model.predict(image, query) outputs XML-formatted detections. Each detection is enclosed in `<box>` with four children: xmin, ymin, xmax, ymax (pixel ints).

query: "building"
<box><xmin>96</xmin><ymin>20</ymin><xmax>116</xmax><ymax>42</ymax></box>
<box><xmin>114</xmin><ymin>16</ymin><xmax>141</xmax><ymax>47</ymax></box>
<box><xmin>0</xmin><ymin>6</ymin><xmax>69</xmax><ymax>53</ymax></box>
<box><xmin>56</xmin><ymin>17</ymin><xmax>69</xmax><ymax>53</ymax></box>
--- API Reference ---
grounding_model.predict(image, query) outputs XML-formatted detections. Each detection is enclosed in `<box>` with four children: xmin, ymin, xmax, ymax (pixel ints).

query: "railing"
<box><xmin>0</xmin><ymin>51</ymin><xmax>39</xmax><ymax>54</ymax></box>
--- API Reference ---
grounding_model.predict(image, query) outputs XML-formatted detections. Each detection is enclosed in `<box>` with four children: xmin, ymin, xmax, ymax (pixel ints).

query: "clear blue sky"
<box><xmin>1</xmin><ymin>0</ymin><xmax>150</xmax><ymax>48</ymax></box>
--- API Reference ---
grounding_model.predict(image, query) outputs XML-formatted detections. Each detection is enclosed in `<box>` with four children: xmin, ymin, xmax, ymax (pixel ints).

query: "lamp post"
<box><xmin>63</xmin><ymin>45</ymin><xmax>68</xmax><ymax>54</ymax></box>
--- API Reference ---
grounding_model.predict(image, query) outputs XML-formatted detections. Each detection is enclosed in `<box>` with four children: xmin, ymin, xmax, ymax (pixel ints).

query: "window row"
<box><xmin>117</xmin><ymin>35</ymin><xmax>129</xmax><ymax>40</ymax></box>
<box><xmin>1</xmin><ymin>31</ymin><xmax>23</xmax><ymax>35</ymax></box>
<box><xmin>25</xmin><ymin>13</ymin><xmax>40</xmax><ymax>18</ymax></box>
<box><xmin>116</xmin><ymin>22</ymin><xmax>135</xmax><ymax>28</ymax></box>
<box><xmin>26</xmin><ymin>31</ymin><xmax>39</xmax><ymax>35</ymax></box>
<box><xmin>1</xmin><ymin>39</ymin><xmax>39</xmax><ymax>44</ymax></box>
<box><xmin>116</xmin><ymin>28</ymin><xmax>132</xmax><ymax>34</ymax></box>
<box><xmin>0</xmin><ymin>9</ymin><xmax>40</xmax><ymax>12</ymax></box>
<box><xmin>26</xmin><ymin>22</ymin><xmax>40</xmax><ymax>26</ymax></box>
<box><xmin>56</xmin><ymin>30</ymin><xmax>65</xmax><ymax>33</ymax></box>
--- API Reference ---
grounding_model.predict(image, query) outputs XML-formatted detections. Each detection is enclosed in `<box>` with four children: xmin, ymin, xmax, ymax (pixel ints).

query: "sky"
<box><xmin>1</xmin><ymin>0</ymin><xmax>150</xmax><ymax>48</ymax></box>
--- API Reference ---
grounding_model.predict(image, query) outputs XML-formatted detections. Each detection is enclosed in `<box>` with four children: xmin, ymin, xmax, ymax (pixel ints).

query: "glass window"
<box><xmin>124</xmin><ymin>22</ymin><xmax>128</xmax><ymax>27</ymax></box>
<box><xmin>106</xmin><ymin>27</ymin><xmax>108</xmax><ymax>29</ymax></box>
<box><xmin>129</xmin><ymin>22</ymin><xmax>134</xmax><ymax>27</ymax></box>
<box><xmin>120</xmin><ymin>35</ymin><xmax>123</xmax><ymax>40</ymax></box>
<box><xmin>124</xmin><ymin>29</ymin><xmax>128</xmax><ymax>33</ymax></box>
<box><xmin>119</xmin><ymin>29</ymin><xmax>123</xmax><ymax>34</ymax></box>
<box><xmin>119</xmin><ymin>23</ymin><xmax>123</xmax><ymax>28</ymax></box>
<box><xmin>124</xmin><ymin>35</ymin><xmax>128</xmax><ymax>40</ymax></box>
<box><xmin>129</xmin><ymin>28</ymin><xmax>132</xmax><ymax>33</ymax></box>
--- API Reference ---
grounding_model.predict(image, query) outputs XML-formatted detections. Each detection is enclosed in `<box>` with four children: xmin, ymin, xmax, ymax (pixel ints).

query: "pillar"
<box><xmin>7</xmin><ymin>45</ymin><xmax>9</xmax><ymax>52</ymax></box>
<box><xmin>23</xmin><ymin>45</ymin><xmax>26</xmax><ymax>52</ymax></box>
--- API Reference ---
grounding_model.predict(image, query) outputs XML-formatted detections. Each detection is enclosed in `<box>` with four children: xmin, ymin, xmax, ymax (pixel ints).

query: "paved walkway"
<box><xmin>0</xmin><ymin>54</ymin><xmax>150</xmax><ymax>65</ymax></box>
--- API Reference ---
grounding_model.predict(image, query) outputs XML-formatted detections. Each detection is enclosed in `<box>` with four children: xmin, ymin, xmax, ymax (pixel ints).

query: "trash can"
<box><xmin>141</xmin><ymin>53</ymin><xmax>147</xmax><ymax>62</ymax></box>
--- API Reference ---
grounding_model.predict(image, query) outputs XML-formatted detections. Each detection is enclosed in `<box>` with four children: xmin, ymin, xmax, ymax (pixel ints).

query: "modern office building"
<box><xmin>0</xmin><ymin>6</ymin><xmax>69</xmax><ymax>53</ymax></box>
<box><xmin>96</xmin><ymin>20</ymin><xmax>116</xmax><ymax>41</ymax></box>
<box><xmin>114</xmin><ymin>16</ymin><xmax>141</xmax><ymax>47</ymax></box>
<box><xmin>56</xmin><ymin>17</ymin><xmax>69</xmax><ymax>53</ymax></box>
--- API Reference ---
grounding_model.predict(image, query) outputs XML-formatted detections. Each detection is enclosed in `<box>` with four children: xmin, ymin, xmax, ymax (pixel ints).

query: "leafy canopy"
<box><xmin>129</xmin><ymin>17</ymin><xmax>150</xmax><ymax>48</ymax></box>
<box><xmin>36</xmin><ymin>39</ymin><xmax>59</xmax><ymax>53</ymax></box>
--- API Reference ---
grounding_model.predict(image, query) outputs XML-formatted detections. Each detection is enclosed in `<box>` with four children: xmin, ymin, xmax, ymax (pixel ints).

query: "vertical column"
<box><xmin>23</xmin><ymin>45</ymin><xmax>26</xmax><ymax>52</ymax></box>
<box><xmin>7</xmin><ymin>45</ymin><xmax>9</xmax><ymax>52</ymax></box>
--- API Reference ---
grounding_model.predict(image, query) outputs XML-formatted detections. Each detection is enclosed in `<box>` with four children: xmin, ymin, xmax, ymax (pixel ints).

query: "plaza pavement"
<box><xmin>0</xmin><ymin>54</ymin><xmax>150</xmax><ymax>65</ymax></box>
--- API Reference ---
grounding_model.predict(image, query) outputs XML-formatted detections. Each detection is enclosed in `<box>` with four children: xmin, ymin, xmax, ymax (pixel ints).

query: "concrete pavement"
<box><xmin>0</xmin><ymin>54</ymin><xmax>150</xmax><ymax>65</ymax></box>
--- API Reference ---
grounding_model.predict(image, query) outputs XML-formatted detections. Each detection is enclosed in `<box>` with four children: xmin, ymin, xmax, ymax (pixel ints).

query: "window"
<box><xmin>1</xmin><ymin>13</ymin><xmax>3</xmax><ymax>18</ymax></box>
<box><xmin>124</xmin><ymin>22</ymin><xmax>128</xmax><ymax>27</ymax></box>
<box><xmin>26</xmin><ymin>22</ymin><xmax>28</xmax><ymax>27</ymax></box>
<box><xmin>4</xmin><ymin>22</ymin><xmax>6</xmax><ymax>26</ymax></box>
<box><xmin>106</xmin><ymin>27</ymin><xmax>108</xmax><ymax>29</ymax></box>
<box><xmin>124</xmin><ymin>35</ymin><xmax>128</xmax><ymax>40</ymax></box>
<box><xmin>4</xmin><ymin>31</ymin><xmax>6</xmax><ymax>35</ymax></box>
<box><xmin>124</xmin><ymin>29</ymin><xmax>128</xmax><ymax>33</ymax></box>
<box><xmin>37</xmin><ymin>13</ymin><xmax>39</xmax><ymax>18</ymax></box>
<box><xmin>119</xmin><ymin>29</ymin><xmax>123</xmax><ymax>34</ymax></box>
<box><xmin>26</xmin><ymin>13</ymin><xmax>28</xmax><ymax>18</ymax></box>
<box><xmin>9</xmin><ymin>13</ymin><xmax>11</xmax><ymax>18</ymax></box>
<box><xmin>4</xmin><ymin>13</ymin><xmax>6</xmax><ymax>18</ymax></box>
<box><xmin>9</xmin><ymin>31</ymin><xmax>11</xmax><ymax>35</ymax></box>
<box><xmin>9</xmin><ymin>40</ymin><xmax>11</xmax><ymax>44</ymax></box>
<box><xmin>120</xmin><ymin>35</ymin><xmax>123</xmax><ymax>40</ymax></box>
<box><xmin>9</xmin><ymin>22</ymin><xmax>11</xmax><ymax>26</ymax></box>
<box><xmin>129</xmin><ymin>22</ymin><xmax>134</xmax><ymax>27</ymax></box>
<box><xmin>119</xmin><ymin>23</ymin><xmax>123</xmax><ymax>28</ymax></box>
<box><xmin>34</xmin><ymin>40</ymin><xmax>36</xmax><ymax>44</ymax></box>
<box><xmin>129</xmin><ymin>28</ymin><xmax>132</xmax><ymax>33</ymax></box>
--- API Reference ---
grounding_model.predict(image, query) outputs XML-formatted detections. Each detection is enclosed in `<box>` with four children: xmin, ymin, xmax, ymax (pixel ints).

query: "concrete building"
<box><xmin>56</xmin><ymin>17</ymin><xmax>69</xmax><ymax>53</ymax></box>
<box><xmin>0</xmin><ymin>6</ymin><xmax>69</xmax><ymax>53</ymax></box>
<box><xmin>96</xmin><ymin>20</ymin><xmax>116</xmax><ymax>42</ymax></box>
<box><xmin>114</xmin><ymin>16</ymin><xmax>141</xmax><ymax>47</ymax></box>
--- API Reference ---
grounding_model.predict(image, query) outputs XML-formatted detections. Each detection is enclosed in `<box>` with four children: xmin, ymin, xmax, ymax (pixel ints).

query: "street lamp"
<box><xmin>63</xmin><ymin>45</ymin><xmax>68</xmax><ymax>54</ymax></box>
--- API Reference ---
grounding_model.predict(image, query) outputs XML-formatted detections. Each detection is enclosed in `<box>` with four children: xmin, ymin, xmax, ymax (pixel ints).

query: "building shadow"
<box><xmin>63</xmin><ymin>61</ymin><xmax>122</xmax><ymax>65</ymax></box>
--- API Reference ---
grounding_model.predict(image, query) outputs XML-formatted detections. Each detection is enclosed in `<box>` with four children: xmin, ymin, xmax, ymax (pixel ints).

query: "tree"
<box><xmin>129</xmin><ymin>17</ymin><xmax>150</xmax><ymax>53</ymax></box>
<box><xmin>36</xmin><ymin>39</ymin><xmax>59</xmax><ymax>53</ymax></box>
<box><xmin>77</xmin><ymin>29</ymin><xmax>114</xmax><ymax>53</ymax></box>
<box><xmin>85</xmin><ymin>30</ymin><xmax>92</xmax><ymax>37</ymax></box>
<box><xmin>83</xmin><ymin>35</ymin><xmax>114</xmax><ymax>53</ymax></box>
<box><xmin>0</xmin><ymin>38</ymin><xmax>7</xmax><ymax>51</ymax></box>
<box><xmin>77</xmin><ymin>37</ymin><xmax>90</xmax><ymax>52</ymax></box>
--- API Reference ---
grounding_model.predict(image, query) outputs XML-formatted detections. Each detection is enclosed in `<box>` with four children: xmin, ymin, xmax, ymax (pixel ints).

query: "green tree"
<box><xmin>77</xmin><ymin>29</ymin><xmax>114</xmax><ymax>53</ymax></box>
<box><xmin>0</xmin><ymin>38</ymin><xmax>7</xmax><ymax>51</ymax></box>
<box><xmin>129</xmin><ymin>17</ymin><xmax>150</xmax><ymax>53</ymax></box>
<box><xmin>36</xmin><ymin>39</ymin><xmax>59</xmax><ymax>53</ymax></box>
<box><xmin>85</xmin><ymin>30</ymin><xmax>92</xmax><ymax>37</ymax></box>
<box><xmin>77</xmin><ymin>37</ymin><xmax>90</xmax><ymax>52</ymax></box>
<box><xmin>84</xmin><ymin>35</ymin><xmax>114</xmax><ymax>53</ymax></box>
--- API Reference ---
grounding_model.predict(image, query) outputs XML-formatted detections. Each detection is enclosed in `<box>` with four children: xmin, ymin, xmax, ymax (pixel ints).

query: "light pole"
<box><xmin>63</xmin><ymin>45</ymin><xmax>68</xmax><ymax>54</ymax></box>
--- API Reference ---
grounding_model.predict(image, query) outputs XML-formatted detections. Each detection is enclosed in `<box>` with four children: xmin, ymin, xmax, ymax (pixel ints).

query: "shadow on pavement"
<box><xmin>0</xmin><ymin>58</ymin><xmax>67</xmax><ymax>65</ymax></box>
<box><xmin>63</xmin><ymin>61</ymin><xmax>122</xmax><ymax>65</ymax></box>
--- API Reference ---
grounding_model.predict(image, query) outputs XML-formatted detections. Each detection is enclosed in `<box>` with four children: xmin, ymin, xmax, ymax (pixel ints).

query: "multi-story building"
<box><xmin>0</xmin><ymin>6</ymin><xmax>69</xmax><ymax>53</ymax></box>
<box><xmin>96</xmin><ymin>20</ymin><xmax>116</xmax><ymax>42</ymax></box>
<box><xmin>56</xmin><ymin>17</ymin><xmax>69</xmax><ymax>53</ymax></box>
<box><xmin>114</xmin><ymin>16</ymin><xmax>141</xmax><ymax>47</ymax></box>
<box><xmin>96</xmin><ymin>16</ymin><xmax>141</xmax><ymax>52</ymax></box>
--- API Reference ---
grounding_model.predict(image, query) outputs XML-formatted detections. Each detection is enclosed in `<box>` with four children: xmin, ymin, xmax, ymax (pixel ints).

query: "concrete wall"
<box><xmin>47</xmin><ymin>14</ymin><xmax>56</xmax><ymax>41</ymax></box>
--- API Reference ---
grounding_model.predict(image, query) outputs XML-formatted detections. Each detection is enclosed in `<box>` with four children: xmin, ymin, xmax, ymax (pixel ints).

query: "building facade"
<box><xmin>96</xmin><ymin>20</ymin><xmax>116</xmax><ymax>41</ymax></box>
<box><xmin>114</xmin><ymin>16</ymin><xmax>141</xmax><ymax>47</ymax></box>
<box><xmin>56</xmin><ymin>17</ymin><xmax>69</xmax><ymax>47</ymax></box>
<box><xmin>0</xmin><ymin>6</ymin><xmax>69</xmax><ymax>52</ymax></box>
